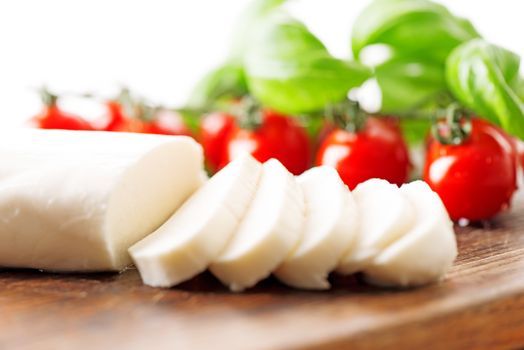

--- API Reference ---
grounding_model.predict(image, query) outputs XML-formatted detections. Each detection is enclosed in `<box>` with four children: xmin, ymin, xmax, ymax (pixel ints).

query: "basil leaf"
<box><xmin>245</xmin><ymin>13</ymin><xmax>372</xmax><ymax>114</ymax></box>
<box><xmin>446</xmin><ymin>39</ymin><xmax>524</xmax><ymax>139</ymax></box>
<box><xmin>185</xmin><ymin>64</ymin><xmax>248</xmax><ymax>110</ymax></box>
<box><xmin>352</xmin><ymin>0</ymin><xmax>479</xmax><ymax>62</ymax></box>
<box><xmin>352</xmin><ymin>0</ymin><xmax>479</xmax><ymax>114</ymax></box>
<box><xmin>517</xmin><ymin>78</ymin><xmax>524</xmax><ymax>101</ymax></box>
<box><xmin>375</xmin><ymin>54</ymin><xmax>447</xmax><ymax>113</ymax></box>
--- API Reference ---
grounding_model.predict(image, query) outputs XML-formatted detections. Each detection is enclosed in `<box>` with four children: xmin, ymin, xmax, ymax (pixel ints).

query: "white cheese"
<box><xmin>210</xmin><ymin>159</ymin><xmax>305</xmax><ymax>292</ymax></box>
<box><xmin>364</xmin><ymin>181</ymin><xmax>458</xmax><ymax>287</ymax></box>
<box><xmin>129</xmin><ymin>154</ymin><xmax>262</xmax><ymax>287</ymax></box>
<box><xmin>0</xmin><ymin>129</ymin><xmax>203</xmax><ymax>272</ymax></box>
<box><xmin>337</xmin><ymin>179</ymin><xmax>415</xmax><ymax>274</ymax></box>
<box><xmin>274</xmin><ymin>166</ymin><xmax>358</xmax><ymax>290</ymax></box>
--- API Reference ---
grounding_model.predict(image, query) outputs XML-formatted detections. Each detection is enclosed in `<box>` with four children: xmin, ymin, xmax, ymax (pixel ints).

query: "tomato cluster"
<box><xmin>33</xmin><ymin>90</ymin><xmax>192</xmax><ymax>137</ymax></box>
<box><xmin>33</xmin><ymin>90</ymin><xmax>522</xmax><ymax>223</ymax></box>
<box><xmin>198</xmin><ymin>109</ymin><xmax>520</xmax><ymax>222</ymax></box>
<box><xmin>199</xmin><ymin>103</ymin><xmax>411</xmax><ymax>183</ymax></box>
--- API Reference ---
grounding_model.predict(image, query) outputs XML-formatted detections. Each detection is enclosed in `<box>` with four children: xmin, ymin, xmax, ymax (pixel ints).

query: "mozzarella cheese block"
<box><xmin>337</xmin><ymin>179</ymin><xmax>415</xmax><ymax>274</ymax></box>
<box><xmin>129</xmin><ymin>154</ymin><xmax>262</xmax><ymax>287</ymax></box>
<box><xmin>210</xmin><ymin>159</ymin><xmax>305</xmax><ymax>292</ymax></box>
<box><xmin>274</xmin><ymin>166</ymin><xmax>358</xmax><ymax>290</ymax></box>
<box><xmin>0</xmin><ymin>129</ymin><xmax>203</xmax><ymax>272</ymax></box>
<box><xmin>364</xmin><ymin>181</ymin><xmax>458</xmax><ymax>287</ymax></box>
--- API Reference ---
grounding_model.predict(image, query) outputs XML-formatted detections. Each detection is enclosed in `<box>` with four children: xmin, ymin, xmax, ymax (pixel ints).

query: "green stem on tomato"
<box><xmin>234</xmin><ymin>96</ymin><xmax>263</xmax><ymax>130</ymax></box>
<box><xmin>326</xmin><ymin>100</ymin><xmax>367</xmax><ymax>133</ymax></box>
<box><xmin>39</xmin><ymin>87</ymin><xmax>58</xmax><ymax>107</ymax></box>
<box><xmin>432</xmin><ymin>103</ymin><xmax>472</xmax><ymax>145</ymax></box>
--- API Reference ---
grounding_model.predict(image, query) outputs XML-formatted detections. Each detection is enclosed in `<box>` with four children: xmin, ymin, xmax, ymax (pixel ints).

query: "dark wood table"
<box><xmin>2</xmin><ymin>196</ymin><xmax>524</xmax><ymax>350</ymax></box>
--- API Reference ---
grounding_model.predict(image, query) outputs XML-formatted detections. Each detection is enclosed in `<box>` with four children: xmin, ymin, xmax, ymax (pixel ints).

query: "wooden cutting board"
<box><xmin>2</xmin><ymin>197</ymin><xmax>524</xmax><ymax>350</ymax></box>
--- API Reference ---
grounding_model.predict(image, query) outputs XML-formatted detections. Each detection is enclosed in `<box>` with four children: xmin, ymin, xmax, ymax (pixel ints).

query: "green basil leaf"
<box><xmin>446</xmin><ymin>39</ymin><xmax>524</xmax><ymax>139</ymax></box>
<box><xmin>352</xmin><ymin>0</ymin><xmax>480</xmax><ymax>62</ymax></box>
<box><xmin>517</xmin><ymin>78</ymin><xmax>524</xmax><ymax>101</ymax></box>
<box><xmin>185</xmin><ymin>64</ymin><xmax>248</xmax><ymax>110</ymax></box>
<box><xmin>245</xmin><ymin>13</ymin><xmax>372</xmax><ymax>115</ymax></box>
<box><xmin>352</xmin><ymin>0</ymin><xmax>479</xmax><ymax>115</ymax></box>
<box><xmin>375</xmin><ymin>54</ymin><xmax>447</xmax><ymax>113</ymax></box>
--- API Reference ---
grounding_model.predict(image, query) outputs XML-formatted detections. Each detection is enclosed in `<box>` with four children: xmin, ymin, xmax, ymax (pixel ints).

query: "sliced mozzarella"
<box><xmin>364</xmin><ymin>181</ymin><xmax>457</xmax><ymax>287</ymax></box>
<box><xmin>211</xmin><ymin>159</ymin><xmax>305</xmax><ymax>292</ymax></box>
<box><xmin>274</xmin><ymin>166</ymin><xmax>358</xmax><ymax>290</ymax></box>
<box><xmin>0</xmin><ymin>129</ymin><xmax>203</xmax><ymax>271</ymax></box>
<box><xmin>129</xmin><ymin>154</ymin><xmax>262</xmax><ymax>287</ymax></box>
<box><xmin>337</xmin><ymin>179</ymin><xmax>415</xmax><ymax>274</ymax></box>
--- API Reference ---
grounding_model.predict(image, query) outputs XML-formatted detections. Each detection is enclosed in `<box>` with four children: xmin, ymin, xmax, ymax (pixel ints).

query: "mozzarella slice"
<box><xmin>0</xmin><ymin>129</ymin><xmax>203</xmax><ymax>271</ymax></box>
<box><xmin>364</xmin><ymin>181</ymin><xmax>457</xmax><ymax>287</ymax></box>
<box><xmin>337</xmin><ymin>179</ymin><xmax>415</xmax><ymax>274</ymax></box>
<box><xmin>274</xmin><ymin>166</ymin><xmax>358</xmax><ymax>290</ymax></box>
<box><xmin>129</xmin><ymin>154</ymin><xmax>262</xmax><ymax>287</ymax></box>
<box><xmin>211</xmin><ymin>159</ymin><xmax>305</xmax><ymax>292</ymax></box>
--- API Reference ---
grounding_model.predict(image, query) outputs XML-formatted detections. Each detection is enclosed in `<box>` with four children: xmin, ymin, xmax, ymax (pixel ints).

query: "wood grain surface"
<box><xmin>1</xmin><ymin>198</ymin><xmax>524</xmax><ymax>350</ymax></box>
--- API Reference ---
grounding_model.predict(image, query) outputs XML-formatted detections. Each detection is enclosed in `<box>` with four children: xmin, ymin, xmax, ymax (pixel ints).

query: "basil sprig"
<box><xmin>446</xmin><ymin>39</ymin><xmax>524</xmax><ymax>139</ymax></box>
<box><xmin>352</xmin><ymin>0</ymin><xmax>479</xmax><ymax>114</ymax></box>
<box><xmin>374</xmin><ymin>53</ymin><xmax>447</xmax><ymax>113</ymax></box>
<box><xmin>245</xmin><ymin>12</ymin><xmax>371</xmax><ymax>115</ymax></box>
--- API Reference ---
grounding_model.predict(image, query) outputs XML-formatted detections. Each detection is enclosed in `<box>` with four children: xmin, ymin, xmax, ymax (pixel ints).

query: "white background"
<box><xmin>0</xmin><ymin>0</ymin><xmax>522</xmax><ymax>126</ymax></box>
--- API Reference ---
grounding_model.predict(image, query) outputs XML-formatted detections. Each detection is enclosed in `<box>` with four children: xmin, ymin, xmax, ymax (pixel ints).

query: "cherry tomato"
<box><xmin>102</xmin><ymin>102</ymin><xmax>191</xmax><ymax>136</ymax></box>
<box><xmin>316</xmin><ymin>117</ymin><xmax>411</xmax><ymax>190</ymax></box>
<box><xmin>33</xmin><ymin>95</ymin><xmax>93</xmax><ymax>131</ymax></box>
<box><xmin>102</xmin><ymin>101</ymin><xmax>129</xmax><ymax>131</ymax></box>
<box><xmin>223</xmin><ymin>110</ymin><xmax>311</xmax><ymax>175</ymax></box>
<box><xmin>100</xmin><ymin>101</ymin><xmax>151</xmax><ymax>133</ymax></box>
<box><xmin>200</xmin><ymin>112</ymin><xmax>237</xmax><ymax>172</ymax></box>
<box><xmin>424</xmin><ymin>118</ymin><xmax>517</xmax><ymax>221</ymax></box>
<box><xmin>145</xmin><ymin>110</ymin><xmax>192</xmax><ymax>136</ymax></box>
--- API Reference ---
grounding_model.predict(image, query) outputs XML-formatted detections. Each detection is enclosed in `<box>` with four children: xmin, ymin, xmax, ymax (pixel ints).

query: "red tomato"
<box><xmin>101</xmin><ymin>101</ymin><xmax>149</xmax><ymax>132</ymax></box>
<box><xmin>102</xmin><ymin>103</ymin><xmax>191</xmax><ymax>136</ymax></box>
<box><xmin>200</xmin><ymin>112</ymin><xmax>237</xmax><ymax>172</ymax></box>
<box><xmin>145</xmin><ymin>110</ymin><xmax>192</xmax><ymax>136</ymax></box>
<box><xmin>424</xmin><ymin>118</ymin><xmax>517</xmax><ymax>221</ymax></box>
<box><xmin>223</xmin><ymin>110</ymin><xmax>311</xmax><ymax>175</ymax></box>
<box><xmin>316</xmin><ymin>117</ymin><xmax>411</xmax><ymax>190</ymax></box>
<box><xmin>102</xmin><ymin>101</ymin><xmax>129</xmax><ymax>131</ymax></box>
<box><xmin>34</xmin><ymin>105</ymin><xmax>93</xmax><ymax>131</ymax></box>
